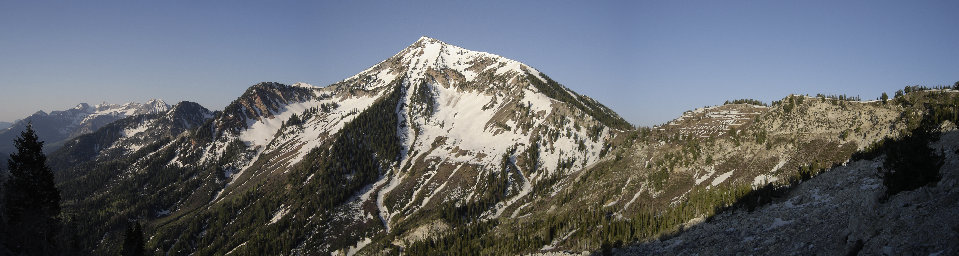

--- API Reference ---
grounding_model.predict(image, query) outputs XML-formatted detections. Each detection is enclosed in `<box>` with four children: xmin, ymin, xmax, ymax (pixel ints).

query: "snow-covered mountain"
<box><xmin>49</xmin><ymin>101</ymin><xmax>212</xmax><ymax>173</ymax></box>
<box><xmin>0</xmin><ymin>99</ymin><xmax>170</xmax><ymax>169</ymax></box>
<box><xmin>226</xmin><ymin>37</ymin><xmax>630</xmax><ymax>251</ymax></box>
<box><xmin>213</xmin><ymin>36</ymin><xmax>626</xmax><ymax>196</ymax></box>
<box><xmin>49</xmin><ymin>37</ymin><xmax>633</xmax><ymax>254</ymax></box>
<box><xmin>43</xmin><ymin>38</ymin><xmax>959</xmax><ymax>255</ymax></box>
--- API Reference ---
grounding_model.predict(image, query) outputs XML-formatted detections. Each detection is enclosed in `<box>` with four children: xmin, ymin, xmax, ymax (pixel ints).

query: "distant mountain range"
<box><xmin>0</xmin><ymin>121</ymin><xmax>11</xmax><ymax>130</ymax></box>
<box><xmin>0</xmin><ymin>100</ymin><xmax>169</xmax><ymax>168</ymax></box>
<box><xmin>2</xmin><ymin>37</ymin><xmax>956</xmax><ymax>255</ymax></box>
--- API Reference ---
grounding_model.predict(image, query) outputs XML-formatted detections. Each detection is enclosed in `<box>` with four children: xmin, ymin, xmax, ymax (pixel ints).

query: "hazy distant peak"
<box><xmin>73</xmin><ymin>103</ymin><xmax>92</xmax><ymax>111</ymax></box>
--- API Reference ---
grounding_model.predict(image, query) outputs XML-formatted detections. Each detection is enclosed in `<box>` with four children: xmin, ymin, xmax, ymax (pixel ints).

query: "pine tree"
<box><xmin>121</xmin><ymin>221</ymin><xmax>145</xmax><ymax>256</ymax></box>
<box><xmin>3</xmin><ymin>124</ymin><xmax>62</xmax><ymax>254</ymax></box>
<box><xmin>881</xmin><ymin>92</ymin><xmax>888</xmax><ymax>104</ymax></box>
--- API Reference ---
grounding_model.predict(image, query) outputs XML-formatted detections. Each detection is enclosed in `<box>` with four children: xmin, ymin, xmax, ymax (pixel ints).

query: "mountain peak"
<box><xmin>145</xmin><ymin>98</ymin><xmax>166</xmax><ymax>106</ymax></box>
<box><xmin>73</xmin><ymin>103</ymin><xmax>92</xmax><ymax>112</ymax></box>
<box><xmin>411</xmin><ymin>36</ymin><xmax>449</xmax><ymax>47</ymax></box>
<box><xmin>415</xmin><ymin>35</ymin><xmax>437</xmax><ymax>43</ymax></box>
<box><xmin>339</xmin><ymin>36</ymin><xmax>545</xmax><ymax>89</ymax></box>
<box><xmin>144</xmin><ymin>99</ymin><xmax>170</xmax><ymax>114</ymax></box>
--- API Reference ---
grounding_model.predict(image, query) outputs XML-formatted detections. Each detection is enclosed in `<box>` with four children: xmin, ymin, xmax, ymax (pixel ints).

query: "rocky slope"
<box><xmin>620</xmin><ymin>128</ymin><xmax>959</xmax><ymax>255</ymax></box>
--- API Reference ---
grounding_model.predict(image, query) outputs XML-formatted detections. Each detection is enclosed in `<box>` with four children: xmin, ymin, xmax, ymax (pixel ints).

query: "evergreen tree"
<box><xmin>121</xmin><ymin>221</ymin><xmax>145</xmax><ymax>256</ymax></box>
<box><xmin>882</xmin><ymin>126</ymin><xmax>943</xmax><ymax>197</ymax></box>
<box><xmin>3</xmin><ymin>124</ymin><xmax>62</xmax><ymax>254</ymax></box>
<box><xmin>881</xmin><ymin>92</ymin><xmax>888</xmax><ymax>104</ymax></box>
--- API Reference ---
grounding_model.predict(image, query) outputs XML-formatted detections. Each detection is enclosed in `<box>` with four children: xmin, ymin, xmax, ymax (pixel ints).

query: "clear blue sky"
<box><xmin>1</xmin><ymin>1</ymin><xmax>956</xmax><ymax>126</ymax></box>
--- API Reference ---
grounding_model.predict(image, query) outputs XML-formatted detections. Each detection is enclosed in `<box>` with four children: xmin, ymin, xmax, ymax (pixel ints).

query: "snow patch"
<box><xmin>122</xmin><ymin>122</ymin><xmax>150</xmax><ymax>137</ymax></box>
<box><xmin>225</xmin><ymin>242</ymin><xmax>247</xmax><ymax>255</ymax></box>
<box><xmin>711</xmin><ymin>170</ymin><xmax>734</xmax><ymax>187</ymax></box>
<box><xmin>238</xmin><ymin>102</ymin><xmax>312</xmax><ymax>147</ymax></box>
<box><xmin>770</xmin><ymin>158</ymin><xmax>788</xmax><ymax>173</ymax></box>
<box><xmin>752</xmin><ymin>174</ymin><xmax>779</xmax><ymax>188</ymax></box>
<box><xmin>334</xmin><ymin>237</ymin><xmax>371</xmax><ymax>256</ymax></box>
<box><xmin>492</xmin><ymin>163</ymin><xmax>533</xmax><ymax>219</ymax></box>
<box><xmin>268</xmin><ymin>205</ymin><xmax>290</xmax><ymax>225</ymax></box>
<box><xmin>291</xmin><ymin>82</ymin><xmax>317</xmax><ymax>88</ymax></box>
<box><xmin>377</xmin><ymin>172</ymin><xmax>403</xmax><ymax>232</ymax></box>
<box><xmin>695</xmin><ymin>167</ymin><xmax>717</xmax><ymax>185</ymax></box>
